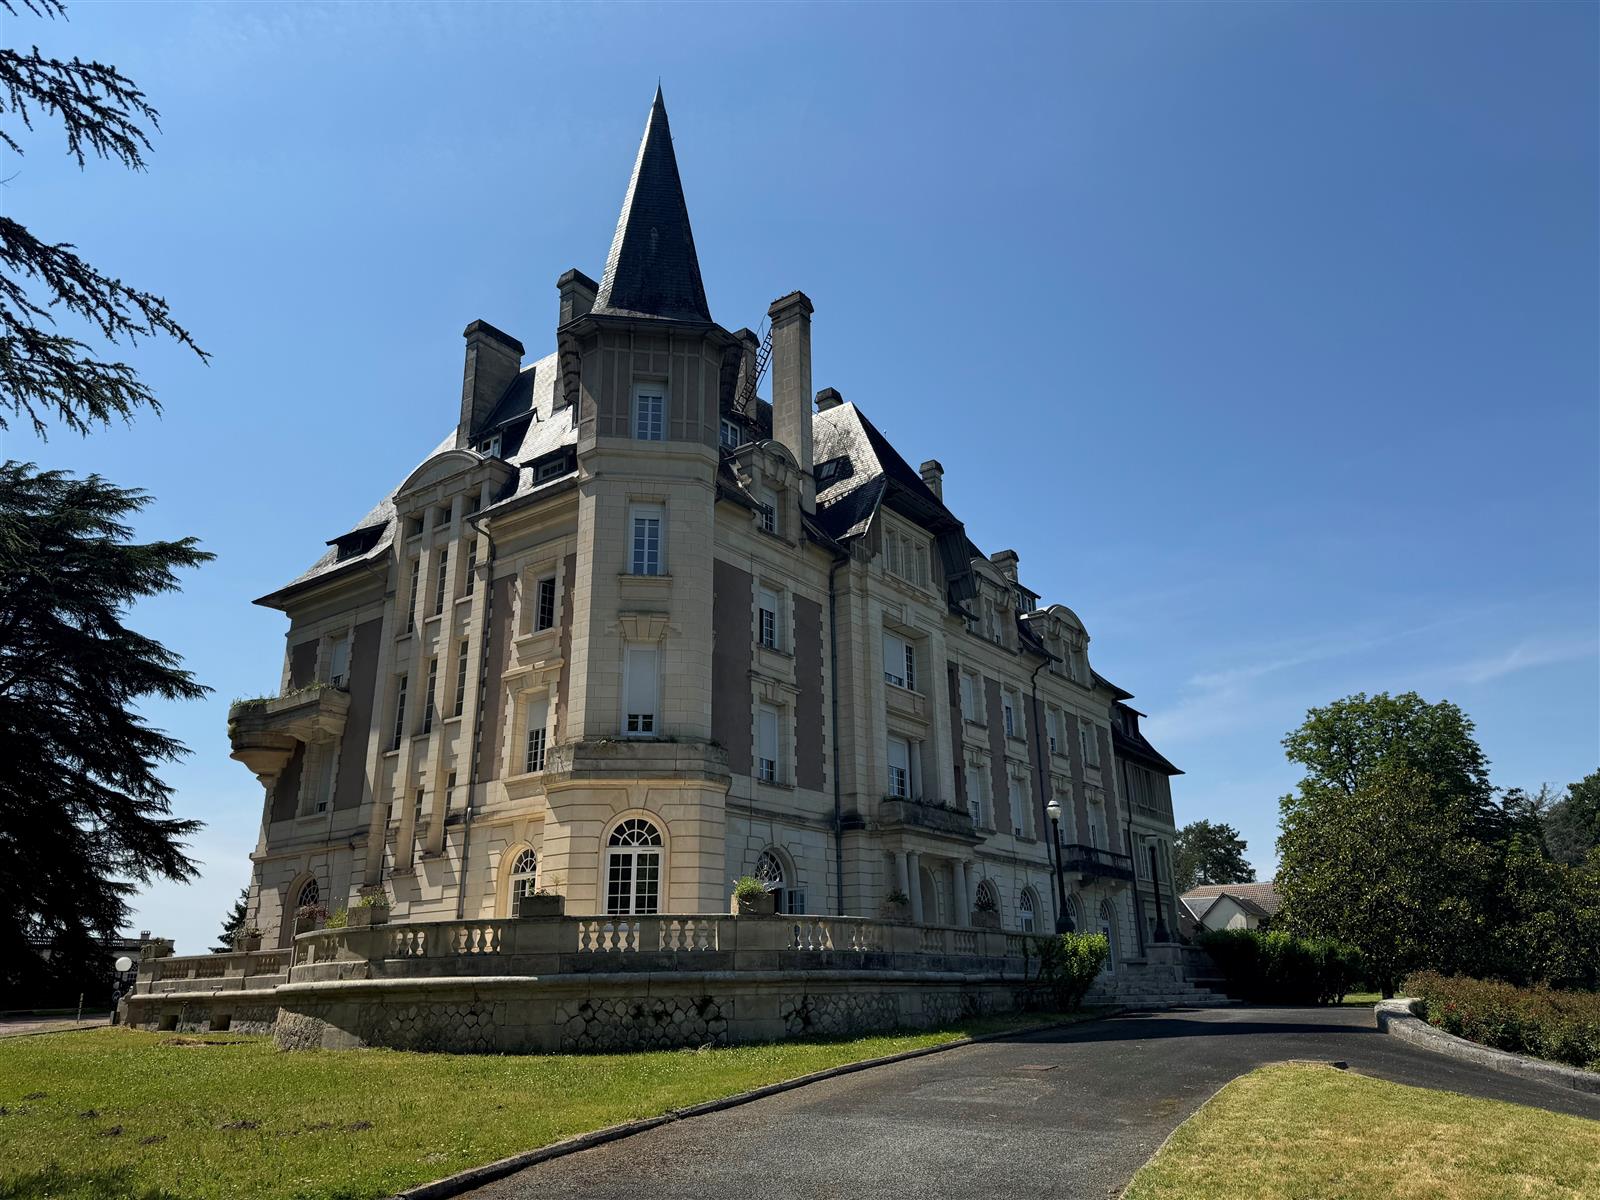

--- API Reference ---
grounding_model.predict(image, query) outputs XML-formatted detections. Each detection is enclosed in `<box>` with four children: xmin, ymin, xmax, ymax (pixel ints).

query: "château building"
<box><xmin>229</xmin><ymin>89</ymin><xmax>1185</xmax><ymax>971</ymax></box>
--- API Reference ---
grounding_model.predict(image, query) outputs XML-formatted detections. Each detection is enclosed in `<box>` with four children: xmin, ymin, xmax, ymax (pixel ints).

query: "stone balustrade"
<box><xmin>138</xmin><ymin>948</ymin><xmax>289</xmax><ymax>995</ymax></box>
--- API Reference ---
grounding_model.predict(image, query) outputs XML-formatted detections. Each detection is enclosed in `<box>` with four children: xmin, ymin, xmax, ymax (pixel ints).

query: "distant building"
<box><xmin>1180</xmin><ymin>881</ymin><xmax>1282</xmax><ymax>933</ymax></box>
<box><xmin>226</xmin><ymin>89</ymin><xmax>1188</xmax><ymax>972</ymax></box>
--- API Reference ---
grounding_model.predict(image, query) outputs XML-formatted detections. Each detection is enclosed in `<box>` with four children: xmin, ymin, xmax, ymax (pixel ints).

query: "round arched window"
<box><xmin>974</xmin><ymin>879</ymin><xmax>999</xmax><ymax>913</ymax></box>
<box><xmin>754</xmin><ymin>849</ymin><xmax>802</xmax><ymax>914</ymax></box>
<box><xmin>1018</xmin><ymin>887</ymin><xmax>1038</xmax><ymax>933</ymax></box>
<box><xmin>755</xmin><ymin>850</ymin><xmax>784</xmax><ymax>886</ymax></box>
<box><xmin>296</xmin><ymin>878</ymin><xmax>320</xmax><ymax>910</ymax></box>
<box><xmin>508</xmin><ymin>849</ymin><xmax>537</xmax><ymax>900</ymax></box>
<box><xmin>605</xmin><ymin>818</ymin><xmax>663</xmax><ymax>915</ymax></box>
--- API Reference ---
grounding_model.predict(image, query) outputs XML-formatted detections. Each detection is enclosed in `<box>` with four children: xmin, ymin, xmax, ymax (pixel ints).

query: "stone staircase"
<box><xmin>1096</xmin><ymin>943</ymin><xmax>1240</xmax><ymax>1010</ymax></box>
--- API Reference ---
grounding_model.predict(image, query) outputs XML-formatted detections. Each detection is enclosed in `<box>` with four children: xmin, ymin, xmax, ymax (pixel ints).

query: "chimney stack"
<box><xmin>768</xmin><ymin>291</ymin><xmax>815</xmax><ymax>512</ymax></box>
<box><xmin>557</xmin><ymin>268</ymin><xmax>598</xmax><ymax>326</ymax></box>
<box><xmin>919</xmin><ymin>459</ymin><xmax>944</xmax><ymax>500</ymax></box>
<box><xmin>815</xmin><ymin>387</ymin><xmax>843</xmax><ymax>413</ymax></box>
<box><xmin>457</xmin><ymin>320</ymin><xmax>524</xmax><ymax>449</ymax></box>
<box><xmin>990</xmin><ymin>549</ymin><xmax>1020</xmax><ymax>583</ymax></box>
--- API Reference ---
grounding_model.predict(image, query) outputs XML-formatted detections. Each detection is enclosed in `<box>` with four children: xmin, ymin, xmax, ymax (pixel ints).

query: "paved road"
<box><xmin>0</xmin><ymin>1014</ymin><xmax>110</xmax><ymax>1038</ymax></box>
<box><xmin>467</xmin><ymin>1006</ymin><xmax>1600</xmax><ymax>1200</ymax></box>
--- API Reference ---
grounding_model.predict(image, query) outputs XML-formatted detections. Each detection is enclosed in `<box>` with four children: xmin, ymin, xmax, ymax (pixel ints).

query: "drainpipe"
<box><xmin>1027</xmin><ymin>655</ymin><xmax>1064</xmax><ymax>934</ymax></box>
<box><xmin>827</xmin><ymin>550</ymin><xmax>849</xmax><ymax>916</ymax></box>
<box><xmin>456</xmin><ymin>505</ymin><xmax>497</xmax><ymax>919</ymax></box>
<box><xmin>1125</xmin><ymin>787</ymin><xmax>1146</xmax><ymax>958</ymax></box>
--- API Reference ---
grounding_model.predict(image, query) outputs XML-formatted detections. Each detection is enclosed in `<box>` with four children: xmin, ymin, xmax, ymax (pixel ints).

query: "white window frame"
<box><xmin>324</xmin><ymin>633</ymin><xmax>350</xmax><ymax>689</ymax></box>
<box><xmin>606</xmin><ymin>819</ymin><xmax>664</xmax><ymax>916</ymax></box>
<box><xmin>758</xmin><ymin>586</ymin><xmax>781</xmax><ymax>651</ymax></box>
<box><xmin>433</xmin><ymin>546</ymin><xmax>449</xmax><ymax>616</ymax></box>
<box><xmin>629</xmin><ymin>504</ymin><xmax>664</xmax><ymax>576</ymax></box>
<box><xmin>757</xmin><ymin>486</ymin><xmax>778</xmax><ymax>535</ymax></box>
<box><xmin>882</xmin><ymin>631</ymin><xmax>916</xmax><ymax>691</ymax></box>
<box><xmin>757</xmin><ymin>704</ymin><xmax>780</xmax><ymax>783</ymax></box>
<box><xmin>622</xmin><ymin>644</ymin><xmax>659</xmax><ymax>736</ymax></box>
<box><xmin>453</xmin><ymin>637</ymin><xmax>469</xmax><ymax>717</ymax></box>
<box><xmin>534</xmin><ymin>574</ymin><xmax>557</xmax><ymax>632</ymax></box>
<box><xmin>633</xmin><ymin>382</ymin><xmax>665</xmax><ymax>441</ymax></box>
<box><xmin>719</xmin><ymin>418</ymin><xmax>743</xmax><ymax>451</ymax></box>
<box><xmin>507</xmin><ymin>848</ymin><xmax>538</xmax><ymax>902</ymax></box>
<box><xmin>886</xmin><ymin>735</ymin><xmax>911</xmax><ymax>799</ymax></box>
<box><xmin>525</xmin><ymin>696</ymin><xmax>549</xmax><ymax>773</ymax></box>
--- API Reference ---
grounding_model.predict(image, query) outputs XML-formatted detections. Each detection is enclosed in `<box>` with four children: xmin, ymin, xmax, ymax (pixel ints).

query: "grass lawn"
<box><xmin>0</xmin><ymin>1009</ymin><xmax>1099</xmax><ymax>1200</ymax></box>
<box><xmin>1122</xmin><ymin>1062</ymin><xmax>1600</xmax><ymax>1200</ymax></box>
<box><xmin>1339</xmin><ymin>991</ymin><xmax>1382</xmax><ymax>1007</ymax></box>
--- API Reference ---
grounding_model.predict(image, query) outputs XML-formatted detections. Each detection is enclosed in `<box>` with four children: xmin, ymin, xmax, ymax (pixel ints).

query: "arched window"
<box><xmin>605</xmin><ymin>818</ymin><xmax>663</xmax><ymax>916</ymax></box>
<box><xmin>1098</xmin><ymin>899</ymin><xmax>1118</xmax><ymax>974</ymax></box>
<box><xmin>974</xmin><ymin>879</ymin><xmax>999</xmax><ymax>915</ymax></box>
<box><xmin>296</xmin><ymin>878</ymin><xmax>320</xmax><ymax>910</ymax></box>
<box><xmin>507</xmin><ymin>849</ymin><xmax>537</xmax><ymax>901</ymax></box>
<box><xmin>755</xmin><ymin>848</ymin><xmax>805</xmax><ymax>915</ymax></box>
<box><xmin>1018</xmin><ymin>887</ymin><xmax>1038</xmax><ymax>933</ymax></box>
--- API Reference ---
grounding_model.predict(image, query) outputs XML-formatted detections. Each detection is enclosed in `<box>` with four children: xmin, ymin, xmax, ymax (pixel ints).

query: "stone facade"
<box><xmin>223</xmin><ymin>89</ymin><xmax>1188</xmax><ymax>998</ymax></box>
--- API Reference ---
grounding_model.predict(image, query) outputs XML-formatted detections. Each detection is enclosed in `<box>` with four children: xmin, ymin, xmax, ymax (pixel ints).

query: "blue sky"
<box><xmin>5</xmin><ymin>2</ymin><xmax>1595</xmax><ymax>952</ymax></box>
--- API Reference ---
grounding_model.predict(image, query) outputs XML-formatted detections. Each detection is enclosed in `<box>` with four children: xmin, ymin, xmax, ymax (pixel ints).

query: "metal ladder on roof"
<box><xmin>734</xmin><ymin>320</ymin><xmax>773</xmax><ymax>418</ymax></box>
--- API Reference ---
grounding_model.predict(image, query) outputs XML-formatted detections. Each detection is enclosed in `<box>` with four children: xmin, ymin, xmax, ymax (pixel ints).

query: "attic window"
<box><xmin>477</xmin><ymin>432</ymin><xmax>502</xmax><ymax>458</ymax></box>
<box><xmin>814</xmin><ymin>456</ymin><xmax>850</xmax><ymax>487</ymax></box>
<box><xmin>536</xmin><ymin>455</ymin><xmax>568</xmax><ymax>483</ymax></box>
<box><xmin>719</xmin><ymin>419</ymin><xmax>743</xmax><ymax>452</ymax></box>
<box><xmin>332</xmin><ymin>526</ymin><xmax>383</xmax><ymax>562</ymax></box>
<box><xmin>405</xmin><ymin>515</ymin><xmax>424</xmax><ymax>540</ymax></box>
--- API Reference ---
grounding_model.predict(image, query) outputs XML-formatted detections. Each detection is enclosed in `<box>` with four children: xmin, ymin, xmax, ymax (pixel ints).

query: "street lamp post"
<box><xmin>1146</xmin><ymin>839</ymin><xmax>1172</xmax><ymax>943</ymax></box>
<box><xmin>1046</xmin><ymin>798</ymin><xmax>1073</xmax><ymax>933</ymax></box>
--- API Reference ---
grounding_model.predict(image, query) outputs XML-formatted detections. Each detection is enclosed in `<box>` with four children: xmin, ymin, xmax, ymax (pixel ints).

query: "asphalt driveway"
<box><xmin>466</xmin><ymin>1005</ymin><xmax>1600</xmax><ymax>1200</ymax></box>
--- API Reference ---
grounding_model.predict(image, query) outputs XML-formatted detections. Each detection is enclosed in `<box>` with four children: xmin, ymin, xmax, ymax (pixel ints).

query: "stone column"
<box><xmin>906</xmin><ymin>851</ymin><xmax>924</xmax><ymax>924</ymax></box>
<box><xmin>952</xmin><ymin>859</ymin><xmax>969</xmax><ymax>926</ymax></box>
<box><xmin>893</xmin><ymin>851</ymin><xmax>910</xmax><ymax>898</ymax></box>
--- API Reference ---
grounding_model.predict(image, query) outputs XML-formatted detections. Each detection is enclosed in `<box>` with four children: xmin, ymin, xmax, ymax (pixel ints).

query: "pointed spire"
<box><xmin>592</xmin><ymin>87</ymin><xmax>712</xmax><ymax>324</ymax></box>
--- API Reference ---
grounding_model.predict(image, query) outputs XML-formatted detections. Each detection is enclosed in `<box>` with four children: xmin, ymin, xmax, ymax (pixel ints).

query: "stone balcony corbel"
<box><xmin>228</xmin><ymin>685</ymin><xmax>352</xmax><ymax>788</ymax></box>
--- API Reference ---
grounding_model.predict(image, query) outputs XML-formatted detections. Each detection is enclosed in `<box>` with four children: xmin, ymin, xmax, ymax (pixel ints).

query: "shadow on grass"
<box><xmin>0</xmin><ymin>1164</ymin><xmax>182</xmax><ymax>1200</ymax></box>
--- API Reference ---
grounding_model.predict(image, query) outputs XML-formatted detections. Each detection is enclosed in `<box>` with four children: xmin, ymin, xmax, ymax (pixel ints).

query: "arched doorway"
<box><xmin>1098</xmin><ymin>898</ymin><xmax>1118</xmax><ymax>973</ymax></box>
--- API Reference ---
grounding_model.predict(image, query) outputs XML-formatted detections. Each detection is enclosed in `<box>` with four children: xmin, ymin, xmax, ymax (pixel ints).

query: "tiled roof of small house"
<box><xmin>1181</xmin><ymin>881</ymin><xmax>1282</xmax><ymax>917</ymax></box>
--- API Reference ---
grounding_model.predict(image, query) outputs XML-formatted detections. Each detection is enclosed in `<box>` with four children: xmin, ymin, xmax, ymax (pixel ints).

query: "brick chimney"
<box><xmin>815</xmin><ymin>387</ymin><xmax>843</xmax><ymax>413</ymax></box>
<box><xmin>768</xmin><ymin>291</ymin><xmax>815</xmax><ymax>512</ymax></box>
<box><xmin>457</xmin><ymin>320</ymin><xmax>524</xmax><ymax>449</ymax></box>
<box><xmin>919</xmin><ymin>459</ymin><xmax>944</xmax><ymax>500</ymax></box>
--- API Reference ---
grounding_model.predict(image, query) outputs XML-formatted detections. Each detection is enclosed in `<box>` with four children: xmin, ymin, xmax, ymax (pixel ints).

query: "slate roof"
<box><xmin>811</xmin><ymin>402</ymin><xmax>958</xmax><ymax>542</ymax></box>
<box><xmin>1113</xmin><ymin>710</ymin><xmax>1184</xmax><ymax>776</ymax></box>
<box><xmin>592</xmin><ymin>87</ymin><xmax>712</xmax><ymax>325</ymax></box>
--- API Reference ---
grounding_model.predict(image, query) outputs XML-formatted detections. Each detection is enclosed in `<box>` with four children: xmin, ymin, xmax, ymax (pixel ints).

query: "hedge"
<box><xmin>1199</xmin><ymin>929</ymin><xmax>1362</xmax><ymax>1005</ymax></box>
<box><xmin>1022</xmin><ymin>932</ymin><xmax>1110</xmax><ymax>1011</ymax></box>
<box><xmin>1404</xmin><ymin>971</ymin><xmax>1600</xmax><ymax>1071</ymax></box>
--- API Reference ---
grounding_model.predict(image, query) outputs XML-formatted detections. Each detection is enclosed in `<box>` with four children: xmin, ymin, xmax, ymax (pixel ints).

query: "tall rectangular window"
<box><xmin>623</xmin><ymin>644</ymin><xmax>659</xmax><ymax>735</ymax></box>
<box><xmin>630</xmin><ymin>505</ymin><xmax>663</xmax><ymax>576</ymax></box>
<box><xmin>887</xmin><ymin>736</ymin><xmax>910</xmax><ymax>799</ymax></box>
<box><xmin>446</xmin><ymin>770</ymin><xmax>457</xmax><ymax>808</ymax></box>
<box><xmin>453</xmin><ymin>638</ymin><xmax>469</xmax><ymax>717</ymax></box>
<box><xmin>525</xmin><ymin>696</ymin><xmax>548</xmax><ymax>773</ymax></box>
<box><xmin>719</xmin><ymin>418</ymin><xmax>742</xmax><ymax>451</ymax></box>
<box><xmin>1003</xmin><ymin>694</ymin><xmax>1016</xmax><ymax>738</ymax></box>
<box><xmin>1082</xmin><ymin>723</ymin><xmax>1100</xmax><ymax>767</ymax></box>
<box><xmin>465</xmin><ymin>543</ymin><xmax>477</xmax><ymax>597</ymax></box>
<box><xmin>757</xmin><ymin>704</ymin><xmax>780</xmax><ymax>783</ymax></box>
<box><xmin>966</xmin><ymin>763</ymin><xmax>986</xmax><ymax>827</ymax></box>
<box><xmin>633</xmin><ymin>384</ymin><xmax>665</xmax><ymax>441</ymax></box>
<box><xmin>406</xmin><ymin>558</ymin><xmax>420</xmax><ymax>634</ymax></box>
<box><xmin>758</xmin><ymin>587</ymin><xmax>780</xmax><ymax>650</ymax></box>
<box><xmin>390</xmin><ymin>675</ymin><xmax>408</xmax><ymax>750</ymax></box>
<box><xmin>882</xmin><ymin>632</ymin><xmax>915</xmax><ymax>690</ymax></box>
<box><xmin>326</xmin><ymin>635</ymin><xmax>349</xmax><ymax>689</ymax></box>
<box><xmin>433</xmin><ymin>547</ymin><xmax>449</xmax><ymax>616</ymax></box>
<box><xmin>422</xmin><ymin>657</ymin><xmax>438</xmax><ymax>734</ymax></box>
<box><xmin>535</xmin><ymin>575</ymin><xmax>557</xmax><ymax>631</ymax></box>
<box><xmin>1009</xmin><ymin>777</ymin><xmax>1027</xmax><ymax>838</ymax></box>
<box><xmin>757</xmin><ymin>487</ymin><xmax>778</xmax><ymax>535</ymax></box>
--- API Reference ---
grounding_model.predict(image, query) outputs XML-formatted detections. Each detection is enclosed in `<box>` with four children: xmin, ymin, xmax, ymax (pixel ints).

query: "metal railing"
<box><xmin>1060</xmin><ymin>843</ymin><xmax>1136</xmax><ymax>882</ymax></box>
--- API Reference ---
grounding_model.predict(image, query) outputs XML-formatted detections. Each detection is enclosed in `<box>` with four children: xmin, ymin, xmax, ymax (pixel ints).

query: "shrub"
<box><xmin>356</xmin><ymin>893</ymin><xmax>388</xmax><ymax>908</ymax></box>
<box><xmin>731</xmin><ymin>876</ymin><xmax>768</xmax><ymax>900</ymax></box>
<box><xmin>1404</xmin><ymin>971</ymin><xmax>1600</xmax><ymax>1071</ymax></box>
<box><xmin>1023</xmin><ymin>932</ymin><xmax>1109</xmax><ymax>1011</ymax></box>
<box><xmin>1200</xmin><ymin>928</ymin><xmax>1362</xmax><ymax>1005</ymax></box>
<box><xmin>324</xmin><ymin>908</ymin><xmax>349</xmax><ymax>929</ymax></box>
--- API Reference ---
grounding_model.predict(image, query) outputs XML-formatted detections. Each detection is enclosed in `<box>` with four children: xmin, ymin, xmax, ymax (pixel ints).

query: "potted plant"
<box><xmin>293</xmin><ymin>903</ymin><xmax>328</xmax><ymax>935</ymax></box>
<box><xmin>518</xmin><ymin>873</ymin><xmax>566</xmax><ymax>918</ymax></box>
<box><xmin>324</xmin><ymin>907</ymin><xmax>349</xmax><ymax>929</ymax></box>
<box><xmin>730</xmin><ymin>875</ymin><xmax>776</xmax><ymax>916</ymax></box>
<box><xmin>971</xmin><ymin>890</ymin><xmax>1001</xmax><ymax>929</ymax></box>
<box><xmin>232</xmin><ymin>926</ymin><xmax>264</xmax><ymax>953</ymax></box>
<box><xmin>348</xmin><ymin>893</ymin><xmax>390</xmax><ymax>928</ymax></box>
<box><xmin>882</xmin><ymin>888</ymin><xmax>912</xmax><ymax>922</ymax></box>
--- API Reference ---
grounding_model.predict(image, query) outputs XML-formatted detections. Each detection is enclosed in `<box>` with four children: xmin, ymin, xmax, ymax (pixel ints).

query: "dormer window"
<box><xmin>476</xmin><ymin>432</ymin><xmax>502</xmax><ymax>458</ymax></box>
<box><xmin>883</xmin><ymin>525</ymin><xmax>929</xmax><ymax>588</ymax></box>
<box><xmin>536</xmin><ymin>454</ymin><xmax>568</xmax><ymax>483</ymax></box>
<box><xmin>814</xmin><ymin>456</ymin><xmax>850</xmax><ymax>488</ymax></box>
<box><xmin>633</xmin><ymin>382</ymin><xmax>665</xmax><ymax>441</ymax></box>
<box><xmin>719</xmin><ymin>418</ymin><xmax>743</xmax><ymax>451</ymax></box>
<box><xmin>757</xmin><ymin>487</ymin><xmax>778</xmax><ymax>535</ymax></box>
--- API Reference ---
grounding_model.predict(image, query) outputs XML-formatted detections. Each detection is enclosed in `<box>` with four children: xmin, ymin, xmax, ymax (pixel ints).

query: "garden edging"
<box><xmin>390</xmin><ymin>1009</ymin><xmax>1123</xmax><ymax>1200</ymax></box>
<box><xmin>1375</xmin><ymin>998</ymin><xmax>1600</xmax><ymax>1096</ymax></box>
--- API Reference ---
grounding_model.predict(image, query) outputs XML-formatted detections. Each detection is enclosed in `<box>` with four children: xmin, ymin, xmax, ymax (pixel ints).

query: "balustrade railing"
<box><xmin>144</xmin><ymin>948</ymin><xmax>291</xmax><ymax>989</ymax></box>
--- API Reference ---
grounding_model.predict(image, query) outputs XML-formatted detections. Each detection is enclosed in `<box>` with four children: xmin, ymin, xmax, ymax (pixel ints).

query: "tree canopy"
<box><xmin>0</xmin><ymin>464</ymin><xmax>212</xmax><ymax>989</ymax></box>
<box><xmin>1172</xmin><ymin>820</ymin><xmax>1255</xmax><ymax>894</ymax></box>
<box><xmin>0</xmin><ymin>0</ymin><xmax>206</xmax><ymax>437</ymax></box>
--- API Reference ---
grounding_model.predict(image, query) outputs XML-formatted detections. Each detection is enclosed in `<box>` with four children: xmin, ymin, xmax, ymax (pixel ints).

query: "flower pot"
<box><xmin>732</xmin><ymin>892</ymin><xmax>776</xmax><ymax>916</ymax></box>
<box><xmin>882</xmin><ymin>900</ymin><xmax>912</xmax><ymax>923</ymax></box>
<box><xmin>348</xmin><ymin>905</ymin><xmax>390</xmax><ymax>928</ymax></box>
<box><xmin>971</xmin><ymin>909</ymin><xmax>1001</xmax><ymax>930</ymax></box>
<box><xmin>233</xmin><ymin>933</ymin><xmax>263</xmax><ymax>953</ymax></box>
<box><xmin>518</xmin><ymin>893</ymin><xmax>565</xmax><ymax>918</ymax></box>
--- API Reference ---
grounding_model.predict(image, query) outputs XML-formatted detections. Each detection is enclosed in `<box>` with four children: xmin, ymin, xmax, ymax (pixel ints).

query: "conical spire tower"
<box><xmin>592</xmin><ymin>87</ymin><xmax>712</xmax><ymax>324</ymax></box>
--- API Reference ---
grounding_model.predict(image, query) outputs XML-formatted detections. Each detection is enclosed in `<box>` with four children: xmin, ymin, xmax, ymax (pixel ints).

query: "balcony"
<box><xmin>1060</xmin><ymin>843</ymin><xmax>1135</xmax><ymax>883</ymax></box>
<box><xmin>227</xmin><ymin>684</ymin><xmax>350</xmax><ymax>787</ymax></box>
<box><xmin>878</xmin><ymin>797</ymin><xmax>979</xmax><ymax>839</ymax></box>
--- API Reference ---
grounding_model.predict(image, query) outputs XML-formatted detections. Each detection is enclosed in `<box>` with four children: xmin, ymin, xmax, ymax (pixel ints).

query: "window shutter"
<box><xmin>624</xmin><ymin>645</ymin><xmax>659</xmax><ymax>732</ymax></box>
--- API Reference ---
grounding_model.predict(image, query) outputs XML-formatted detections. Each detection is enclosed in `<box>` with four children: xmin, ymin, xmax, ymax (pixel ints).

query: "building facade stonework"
<box><xmin>229</xmin><ymin>90</ymin><xmax>1186</xmax><ymax>979</ymax></box>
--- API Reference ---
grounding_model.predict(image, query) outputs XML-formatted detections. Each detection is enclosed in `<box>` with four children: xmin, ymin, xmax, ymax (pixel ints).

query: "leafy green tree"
<box><xmin>1172</xmin><ymin>820</ymin><xmax>1255</xmax><ymax>893</ymax></box>
<box><xmin>212</xmin><ymin>887</ymin><xmax>249</xmax><ymax>955</ymax></box>
<box><xmin>1486</xmin><ymin>838</ymin><xmax>1600</xmax><ymax>990</ymax></box>
<box><xmin>0</xmin><ymin>465</ymin><xmax>213</xmax><ymax>995</ymax></box>
<box><xmin>1276</xmin><ymin>693</ymin><xmax>1500</xmax><ymax>996</ymax></box>
<box><xmin>1544</xmin><ymin>770</ymin><xmax>1600</xmax><ymax>866</ymax></box>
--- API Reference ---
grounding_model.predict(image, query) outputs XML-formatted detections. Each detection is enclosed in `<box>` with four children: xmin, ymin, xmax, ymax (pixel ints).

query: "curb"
<box><xmin>1375</xmin><ymin>998</ymin><xmax>1600</xmax><ymax>1097</ymax></box>
<box><xmin>392</xmin><ymin>1008</ymin><xmax>1124</xmax><ymax>1200</ymax></box>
